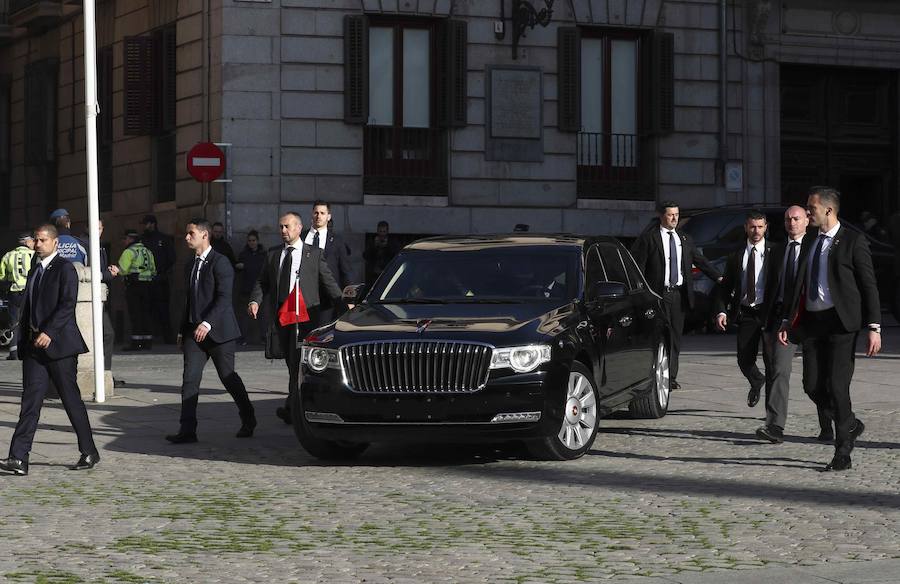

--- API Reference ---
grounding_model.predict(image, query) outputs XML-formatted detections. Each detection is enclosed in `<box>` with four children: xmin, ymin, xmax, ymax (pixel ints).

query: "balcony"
<box><xmin>364</xmin><ymin>126</ymin><xmax>448</xmax><ymax>196</ymax></box>
<box><xmin>577</xmin><ymin>132</ymin><xmax>655</xmax><ymax>200</ymax></box>
<box><xmin>8</xmin><ymin>0</ymin><xmax>73</xmax><ymax>30</ymax></box>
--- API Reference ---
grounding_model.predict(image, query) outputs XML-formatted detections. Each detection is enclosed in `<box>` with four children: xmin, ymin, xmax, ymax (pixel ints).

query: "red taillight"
<box><xmin>691</xmin><ymin>267</ymin><xmax>701</xmax><ymax>274</ymax></box>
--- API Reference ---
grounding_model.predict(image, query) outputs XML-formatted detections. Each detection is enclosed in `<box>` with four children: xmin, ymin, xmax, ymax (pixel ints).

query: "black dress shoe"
<box><xmin>816</xmin><ymin>429</ymin><xmax>834</xmax><ymax>442</ymax></box>
<box><xmin>69</xmin><ymin>452</ymin><xmax>100</xmax><ymax>471</ymax></box>
<box><xmin>113</xmin><ymin>378</ymin><xmax>126</xmax><ymax>388</ymax></box>
<box><xmin>275</xmin><ymin>406</ymin><xmax>292</xmax><ymax>425</ymax></box>
<box><xmin>755</xmin><ymin>425</ymin><xmax>784</xmax><ymax>444</ymax></box>
<box><xmin>0</xmin><ymin>457</ymin><xmax>28</xmax><ymax>476</ymax></box>
<box><xmin>6</xmin><ymin>352</ymin><xmax>18</xmax><ymax>361</ymax></box>
<box><xmin>669</xmin><ymin>381</ymin><xmax>681</xmax><ymax>390</ymax></box>
<box><xmin>165</xmin><ymin>432</ymin><xmax>198</xmax><ymax>444</ymax></box>
<box><xmin>747</xmin><ymin>384</ymin><xmax>762</xmax><ymax>408</ymax></box>
<box><xmin>236</xmin><ymin>416</ymin><xmax>257</xmax><ymax>438</ymax></box>
<box><xmin>850</xmin><ymin>418</ymin><xmax>865</xmax><ymax>442</ymax></box>
<box><xmin>824</xmin><ymin>454</ymin><xmax>852</xmax><ymax>471</ymax></box>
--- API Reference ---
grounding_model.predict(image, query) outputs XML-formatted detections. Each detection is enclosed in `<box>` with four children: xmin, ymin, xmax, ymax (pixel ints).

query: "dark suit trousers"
<box><xmin>736</xmin><ymin>307</ymin><xmax>770</xmax><ymax>390</ymax></box>
<box><xmin>179</xmin><ymin>331</ymin><xmax>254</xmax><ymax>434</ymax></box>
<box><xmin>9</xmin><ymin>348</ymin><xmax>98</xmax><ymax>460</ymax></box>
<box><xmin>662</xmin><ymin>288</ymin><xmax>685</xmax><ymax>381</ymax></box>
<box><xmin>801</xmin><ymin>309</ymin><xmax>857</xmax><ymax>455</ymax></box>
<box><xmin>280</xmin><ymin>323</ymin><xmax>310</xmax><ymax>411</ymax></box>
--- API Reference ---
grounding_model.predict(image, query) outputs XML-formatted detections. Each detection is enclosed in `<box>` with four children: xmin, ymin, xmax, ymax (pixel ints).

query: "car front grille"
<box><xmin>340</xmin><ymin>341</ymin><xmax>492</xmax><ymax>393</ymax></box>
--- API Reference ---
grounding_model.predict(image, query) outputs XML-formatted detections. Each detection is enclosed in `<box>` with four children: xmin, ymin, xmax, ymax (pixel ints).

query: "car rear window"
<box><xmin>680</xmin><ymin>212</ymin><xmax>743</xmax><ymax>243</ymax></box>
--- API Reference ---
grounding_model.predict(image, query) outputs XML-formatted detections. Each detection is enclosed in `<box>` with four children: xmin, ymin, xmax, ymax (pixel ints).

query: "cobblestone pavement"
<box><xmin>0</xmin><ymin>333</ymin><xmax>898</xmax><ymax>583</ymax></box>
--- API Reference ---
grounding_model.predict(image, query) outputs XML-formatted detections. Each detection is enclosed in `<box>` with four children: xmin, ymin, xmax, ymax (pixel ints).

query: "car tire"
<box><xmin>291</xmin><ymin>391</ymin><xmax>369</xmax><ymax>460</ymax></box>
<box><xmin>628</xmin><ymin>340</ymin><xmax>670</xmax><ymax>419</ymax></box>
<box><xmin>527</xmin><ymin>361</ymin><xmax>599</xmax><ymax>461</ymax></box>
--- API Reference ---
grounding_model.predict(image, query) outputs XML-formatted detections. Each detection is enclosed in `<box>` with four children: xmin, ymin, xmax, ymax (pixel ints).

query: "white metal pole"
<box><xmin>83</xmin><ymin>0</ymin><xmax>105</xmax><ymax>403</ymax></box>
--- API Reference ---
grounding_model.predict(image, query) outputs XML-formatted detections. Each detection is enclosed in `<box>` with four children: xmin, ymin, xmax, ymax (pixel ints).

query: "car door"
<box><xmin>584</xmin><ymin>245</ymin><xmax>632</xmax><ymax>397</ymax></box>
<box><xmin>619</xmin><ymin>244</ymin><xmax>659</xmax><ymax>387</ymax></box>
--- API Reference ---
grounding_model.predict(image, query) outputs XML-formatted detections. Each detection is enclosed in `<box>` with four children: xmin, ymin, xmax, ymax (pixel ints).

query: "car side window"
<box><xmin>620</xmin><ymin>248</ymin><xmax>646</xmax><ymax>291</ymax></box>
<box><xmin>585</xmin><ymin>246</ymin><xmax>606</xmax><ymax>286</ymax></box>
<box><xmin>598</xmin><ymin>244</ymin><xmax>629</xmax><ymax>287</ymax></box>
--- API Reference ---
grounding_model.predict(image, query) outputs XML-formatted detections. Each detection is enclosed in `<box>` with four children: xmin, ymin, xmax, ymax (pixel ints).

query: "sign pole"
<box><xmin>82</xmin><ymin>0</ymin><xmax>105</xmax><ymax>403</ymax></box>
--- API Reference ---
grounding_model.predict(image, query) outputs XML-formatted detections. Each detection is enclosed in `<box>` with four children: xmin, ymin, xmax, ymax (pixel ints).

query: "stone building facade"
<box><xmin>1</xmin><ymin>0</ymin><xmax>899</xmax><ymax>288</ymax></box>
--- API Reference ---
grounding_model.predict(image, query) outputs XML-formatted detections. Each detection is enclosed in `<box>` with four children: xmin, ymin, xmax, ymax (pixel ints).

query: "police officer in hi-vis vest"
<box><xmin>0</xmin><ymin>233</ymin><xmax>36</xmax><ymax>361</ymax></box>
<box><xmin>115</xmin><ymin>230</ymin><xmax>157</xmax><ymax>351</ymax></box>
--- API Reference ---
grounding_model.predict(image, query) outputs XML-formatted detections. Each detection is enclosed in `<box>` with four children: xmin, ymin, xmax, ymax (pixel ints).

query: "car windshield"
<box><xmin>369</xmin><ymin>247</ymin><xmax>580</xmax><ymax>303</ymax></box>
<box><xmin>679</xmin><ymin>212</ymin><xmax>743</xmax><ymax>243</ymax></box>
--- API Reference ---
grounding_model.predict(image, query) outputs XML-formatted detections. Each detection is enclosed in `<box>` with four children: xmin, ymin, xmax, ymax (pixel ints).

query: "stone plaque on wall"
<box><xmin>486</xmin><ymin>66</ymin><xmax>544</xmax><ymax>162</ymax></box>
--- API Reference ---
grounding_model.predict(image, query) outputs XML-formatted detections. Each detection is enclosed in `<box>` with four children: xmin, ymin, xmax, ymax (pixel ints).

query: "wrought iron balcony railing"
<box><xmin>577</xmin><ymin>131</ymin><xmax>655</xmax><ymax>200</ymax></box>
<box><xmin>364</xmin><ymin>125</ymin><xmax>448</xmax><ymax>196</ymax></box>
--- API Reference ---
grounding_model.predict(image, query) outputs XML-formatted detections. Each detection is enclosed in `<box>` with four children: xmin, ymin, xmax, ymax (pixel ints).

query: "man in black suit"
<box><xmin>302</xmin><ymin>200</ymin><xmax>353</xmax><ymax>325</ymax></box>
<box><xmin>248</xmin><ymin>211</ymin><xmax>343</xmax><ymax>424</ymax></box>
<box><xmin>165</xmin><ymin>218</ymin><xmax>256</xmax><ymax>444</ymax></box>
<box><xmin>713</xmin><ymin>211</ymin><xmax>776</xmax><ymax>409</ymax></box>
<box><xmin>631</xmin><ymin>201</ymin><xmax>722</xmax><ymax>389</ymax></box>
<box><xmin>0</xmin><ymin>224</ymin><xmax>100</xmax><ymax>476</ymax></box>
<box><xmin>779</xmin><ymin>187</ymin><xmax>881</xmax><ymax>471</ymax></box>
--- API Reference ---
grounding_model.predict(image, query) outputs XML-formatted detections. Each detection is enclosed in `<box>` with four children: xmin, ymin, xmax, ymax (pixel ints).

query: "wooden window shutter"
<box><xmin>98</xmin><ymin>46</ymin><xmax>114</xmax><ymax>145</ymax></box>
<box><xmin>557</xmin><ymin>27</ymin><xmax>580</xmax><ymax>132</ymax></box>
<box><xmin>437</xmin><ymin>20</ymin><xmax>468</xmax><ymax>128</ymax></box>
<box><xmin>24</xmin><ymin>60</ymin><xmax>58</xmax><ymax>164</ymax></box>
<box><xmin>157</xmin><ymin>26</ymin><xmax>177</xmax><ymax>132</ymax></box>
<box><xmin>123</xmin><ymin>36</ymin><xmax>155</xmax><ymax>135</ymax></box>
<box><xmin>649</xmin><ymin>31</ymin><xmax>675</xmax><ymax>135</ymax></box>
<box><xmin>344</xmin><ymin>15</ymin><xmax>368</xmax><ymax>124</ymax></box>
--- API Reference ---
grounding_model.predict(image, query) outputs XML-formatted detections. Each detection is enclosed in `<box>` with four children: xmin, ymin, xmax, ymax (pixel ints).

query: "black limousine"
<box><xmin>294</xmin><ymin>235</ymin><xmax>671</xmax><ymax>461</ymax></box>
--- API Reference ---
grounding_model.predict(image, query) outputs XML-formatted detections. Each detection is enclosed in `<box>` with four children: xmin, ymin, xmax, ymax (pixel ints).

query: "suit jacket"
<box><xmin>631</xmin><ymin>227</ymin><xmax>721</xmax><ymax>309</ymax></box>
<box><xmin>249</xmin><ymin>242</ymin><xmax>343</xmax><ymax>326</ymax></box>
<box><xmin>17</xmin><ymin>254</ymin><xmax>89</xmax><ymax>359</ymax></box>
<box><xmin>785</xmin><ymin>225</ymin><xmax>881</xmax><ymax>333</ymax></box>
<box><xmin>181</xmin><ymin>248</ymin><xmax>242</xmax><ymax>344</ymax></box>
<box><xmin>713</xmin><ymin>239</ymin><xmax>778</xmax><ymax>325</ymax></box>
<box><xmin>302</xmin><ymin>229</ymin><xmax>354</xmax><ymax>288</ymax></box>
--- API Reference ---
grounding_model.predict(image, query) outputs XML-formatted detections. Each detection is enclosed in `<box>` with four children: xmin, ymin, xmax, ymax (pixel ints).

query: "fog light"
<box><xmin>305</xmin><ymin>411</ymin><xmax>345</xmax><ymax>424</ymax></box>
<box><xmin>490</xmin><ymin>411</ymin><xmax>542</xmax><ymax>424</ymax></box>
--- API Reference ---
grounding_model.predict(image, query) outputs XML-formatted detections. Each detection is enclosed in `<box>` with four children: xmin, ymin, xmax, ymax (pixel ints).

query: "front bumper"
<box><xmin>300</xmin><ymin>362</ymin><xmax>569</xmax><ymax>443</ymax></box>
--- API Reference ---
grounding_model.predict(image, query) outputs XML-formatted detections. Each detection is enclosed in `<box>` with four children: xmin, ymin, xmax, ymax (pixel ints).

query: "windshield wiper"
<box><xmin>377</xmin><ymin>297</ymin><xmax>449</xmax><ymax>304</ymax></box>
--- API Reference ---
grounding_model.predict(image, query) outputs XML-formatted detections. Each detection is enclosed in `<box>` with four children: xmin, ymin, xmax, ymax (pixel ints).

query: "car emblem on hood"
<box><xmin>415</xmin><ymin>319</ymin><xmax>432</xmax><ymax>334</ymax></box>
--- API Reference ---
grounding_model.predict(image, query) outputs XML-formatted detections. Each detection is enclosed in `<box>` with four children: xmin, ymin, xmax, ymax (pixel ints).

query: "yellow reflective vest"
<box><xmin>0</xmin><ymin>246</ymin><xmax>35</xmax><ymax>292</ymax></box>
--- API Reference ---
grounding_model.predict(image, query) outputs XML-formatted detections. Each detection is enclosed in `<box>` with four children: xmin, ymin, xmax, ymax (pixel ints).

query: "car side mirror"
<box><xmin>342</xmin><ymin>283</ymin><xmax>368</xmax><ymax>304</ymax></box>
<box><xmin>588</xmin><ymin>281</ymin><xmax>628</xmax><ymax>301</ymax></box>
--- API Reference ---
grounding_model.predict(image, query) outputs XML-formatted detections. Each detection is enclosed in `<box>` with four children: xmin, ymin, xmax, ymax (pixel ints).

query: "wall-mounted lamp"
<box><xmin>509</xmin><ymin>0</ymin><xmax>555</xmax><ymax>59</ymax></box>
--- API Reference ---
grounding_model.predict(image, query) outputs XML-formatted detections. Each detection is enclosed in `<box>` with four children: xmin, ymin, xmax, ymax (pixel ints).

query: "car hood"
<box><xmin>319</xmin><ymin>301</ymin><xmax>577</xmax><ymax>346</ymax></box>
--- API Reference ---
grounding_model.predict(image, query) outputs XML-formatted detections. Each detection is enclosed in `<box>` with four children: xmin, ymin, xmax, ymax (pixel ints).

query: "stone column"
<box><xmin>73</xmin><ymin>263</ymin><xmax>113</xmax><ymax>401</ymax></box>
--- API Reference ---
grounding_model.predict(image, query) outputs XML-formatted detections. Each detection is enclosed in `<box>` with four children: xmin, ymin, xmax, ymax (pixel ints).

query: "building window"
<box><xmin>345</xmin><ymin>16</ymin><xmax>466</xmax><ymax>196</ymax></box>
<box><xmin>123</xmin><ymin>25</ymin><xmax>175</xmax><ymax>136</ymax></box>
<box><xmin>24</xmin><ymin>59</ymin><xmax>58</xmax><ymax>166</ymax></box>
<box><xmin>98</xmin><ymin>46</ymin><xmax>114</xmax><ymax>212</ymax></box>
<box><xmin>558</xmin><ymin>28</ymin><xmax>673</xmax><ymax>200</ymax></box>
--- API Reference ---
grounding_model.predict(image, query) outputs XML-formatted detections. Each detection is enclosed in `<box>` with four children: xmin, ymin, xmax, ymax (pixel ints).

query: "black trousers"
<box><xmin>9</xmin><ymin>347</ymin><xmax>98</xmax><ymax>460</ymax></box>
<box><xmin>662</xmin><ymin>287</ymin><xmax>685</xmax><ymax>381</ymax></box>
<box><xmin>280</xmin><ymin>322</ymin><xmax>314</xmax><ymax>411</ymax></box>
<box><xmin>125</xmin><ymin>281</ymin><xmax>153</xmax><ymax>344</ymax></box>
<box><xmin>801</xmin><ymin>309</ymin><xmax>856</xmax><ymax>455</ymax></box>
<box><xmin>179</xmin><ymin>329</ymin><xmax>254</xmax><ymax>434</ymax></box>
<box><xmin>7</xmin><ymin>291</ymin><xmax>24</xmax><ymax>352</ymax></box>
<box><xmin>736</xmin><ymin>307</ymin><xmax>771</xmax><ymax>390</ymax></box>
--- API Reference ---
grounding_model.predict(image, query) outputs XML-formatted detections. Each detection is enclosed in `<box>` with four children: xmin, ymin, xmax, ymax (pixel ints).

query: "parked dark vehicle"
<box><xmin>677</xmin><ymin>206</ymin><xmax>900</xmax><ymax>324</ymax></box>
<box><xmin>294</xmin><ymin>235</ymin><xmax>671</xmax><ymax>461</ymax></box>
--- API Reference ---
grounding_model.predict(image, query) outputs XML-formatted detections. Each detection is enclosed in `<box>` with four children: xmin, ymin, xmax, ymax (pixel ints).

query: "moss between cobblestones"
<box><xmin>4</xmin><ymin>571</ymin><xmax>84</xmax><ymax>583</ymax></box>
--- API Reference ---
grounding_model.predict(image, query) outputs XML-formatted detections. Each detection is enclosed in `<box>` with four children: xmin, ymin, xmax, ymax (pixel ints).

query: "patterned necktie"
<box><xmin>668</xmin><ymin>231</ymin><xmax>678</xmax><ymax>286</ymax></box>
<box><xmin>745</xmin><ymin>247</ymin><xmax>756</xmax><ymax>305</ymax></box>
<box><xmin>279</xmin><ymin>247</ymin><xmax>296</xmax><ymax>303</ymax></box>
<box><xmin>783</xmin><ymin>241</ymin><xmax>799</xmax><ymax>301</ymax></box>
<box><xmin>190</xmin><ymin>257</ymin><xmax>201</xmax><ymax>323</ymax></box>
<box><xmin>29</xmin><ymin>263</ymin><xmax>45</xmax><ymax>328</ymax></box>
<box><xmin>807</xmin><ymin>235</ymin><xmax>826</xmax><ymax>302</ymax></box>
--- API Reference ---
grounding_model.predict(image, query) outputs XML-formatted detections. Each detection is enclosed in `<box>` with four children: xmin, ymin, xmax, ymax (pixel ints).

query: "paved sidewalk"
<box><xmin>0</xmin><ymin>332</ymin><xmax>898</xmax><ymax>583</ymax></box>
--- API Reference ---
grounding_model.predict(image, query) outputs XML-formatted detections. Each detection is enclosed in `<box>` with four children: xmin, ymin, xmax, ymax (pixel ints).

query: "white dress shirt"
<box><xmin>741</xmin><ymin>240</ymin><xmax>766</xmax><ymax>307</ymax></box>
<box><xmin>806</xmin><ymin>222</ymin><xmax>840</xmax><ymax>312</ymax></box>
<box><xmin>279</xmin><ymin>240</ymin><xmax>304</xmax><ymax>293</ymax></box>
<box><xmin>37</xmin><ymin>251</ymin><xmax>58</xmax><ymax>270</ymax></box>
<box><xmin>304</xmin><ymin>227</ymin><xmax>328</xmax><ymax>250</ymax></box>
<box><xmin>659</xmin><ymin>227</ymin><xmax>683</xmax><ymax>287</ymax></box>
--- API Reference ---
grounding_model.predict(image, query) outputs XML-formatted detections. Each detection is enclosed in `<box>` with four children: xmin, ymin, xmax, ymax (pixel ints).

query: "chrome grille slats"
<box><xmin>340</xmin><ymin>340</ymin><xmax>491</xmax><ymax>394</ymax></box>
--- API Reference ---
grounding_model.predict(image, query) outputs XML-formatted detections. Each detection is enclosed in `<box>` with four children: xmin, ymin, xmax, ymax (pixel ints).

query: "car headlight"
<box><xmin>490</xmin><ymin>344</ymin><xmax>552</xmax><ymax>373</ymax></box>
<box><xmin>301</xmin><ymin>347</ymin><xmax>341</xmax><ymax>373</ymax></box>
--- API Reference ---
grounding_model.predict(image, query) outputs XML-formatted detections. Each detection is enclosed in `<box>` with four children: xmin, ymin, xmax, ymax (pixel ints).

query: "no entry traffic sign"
<box><xmin>186</xmin><ymin>142</ymin><xmax>226</xmax><ymax>183</ymax></box>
